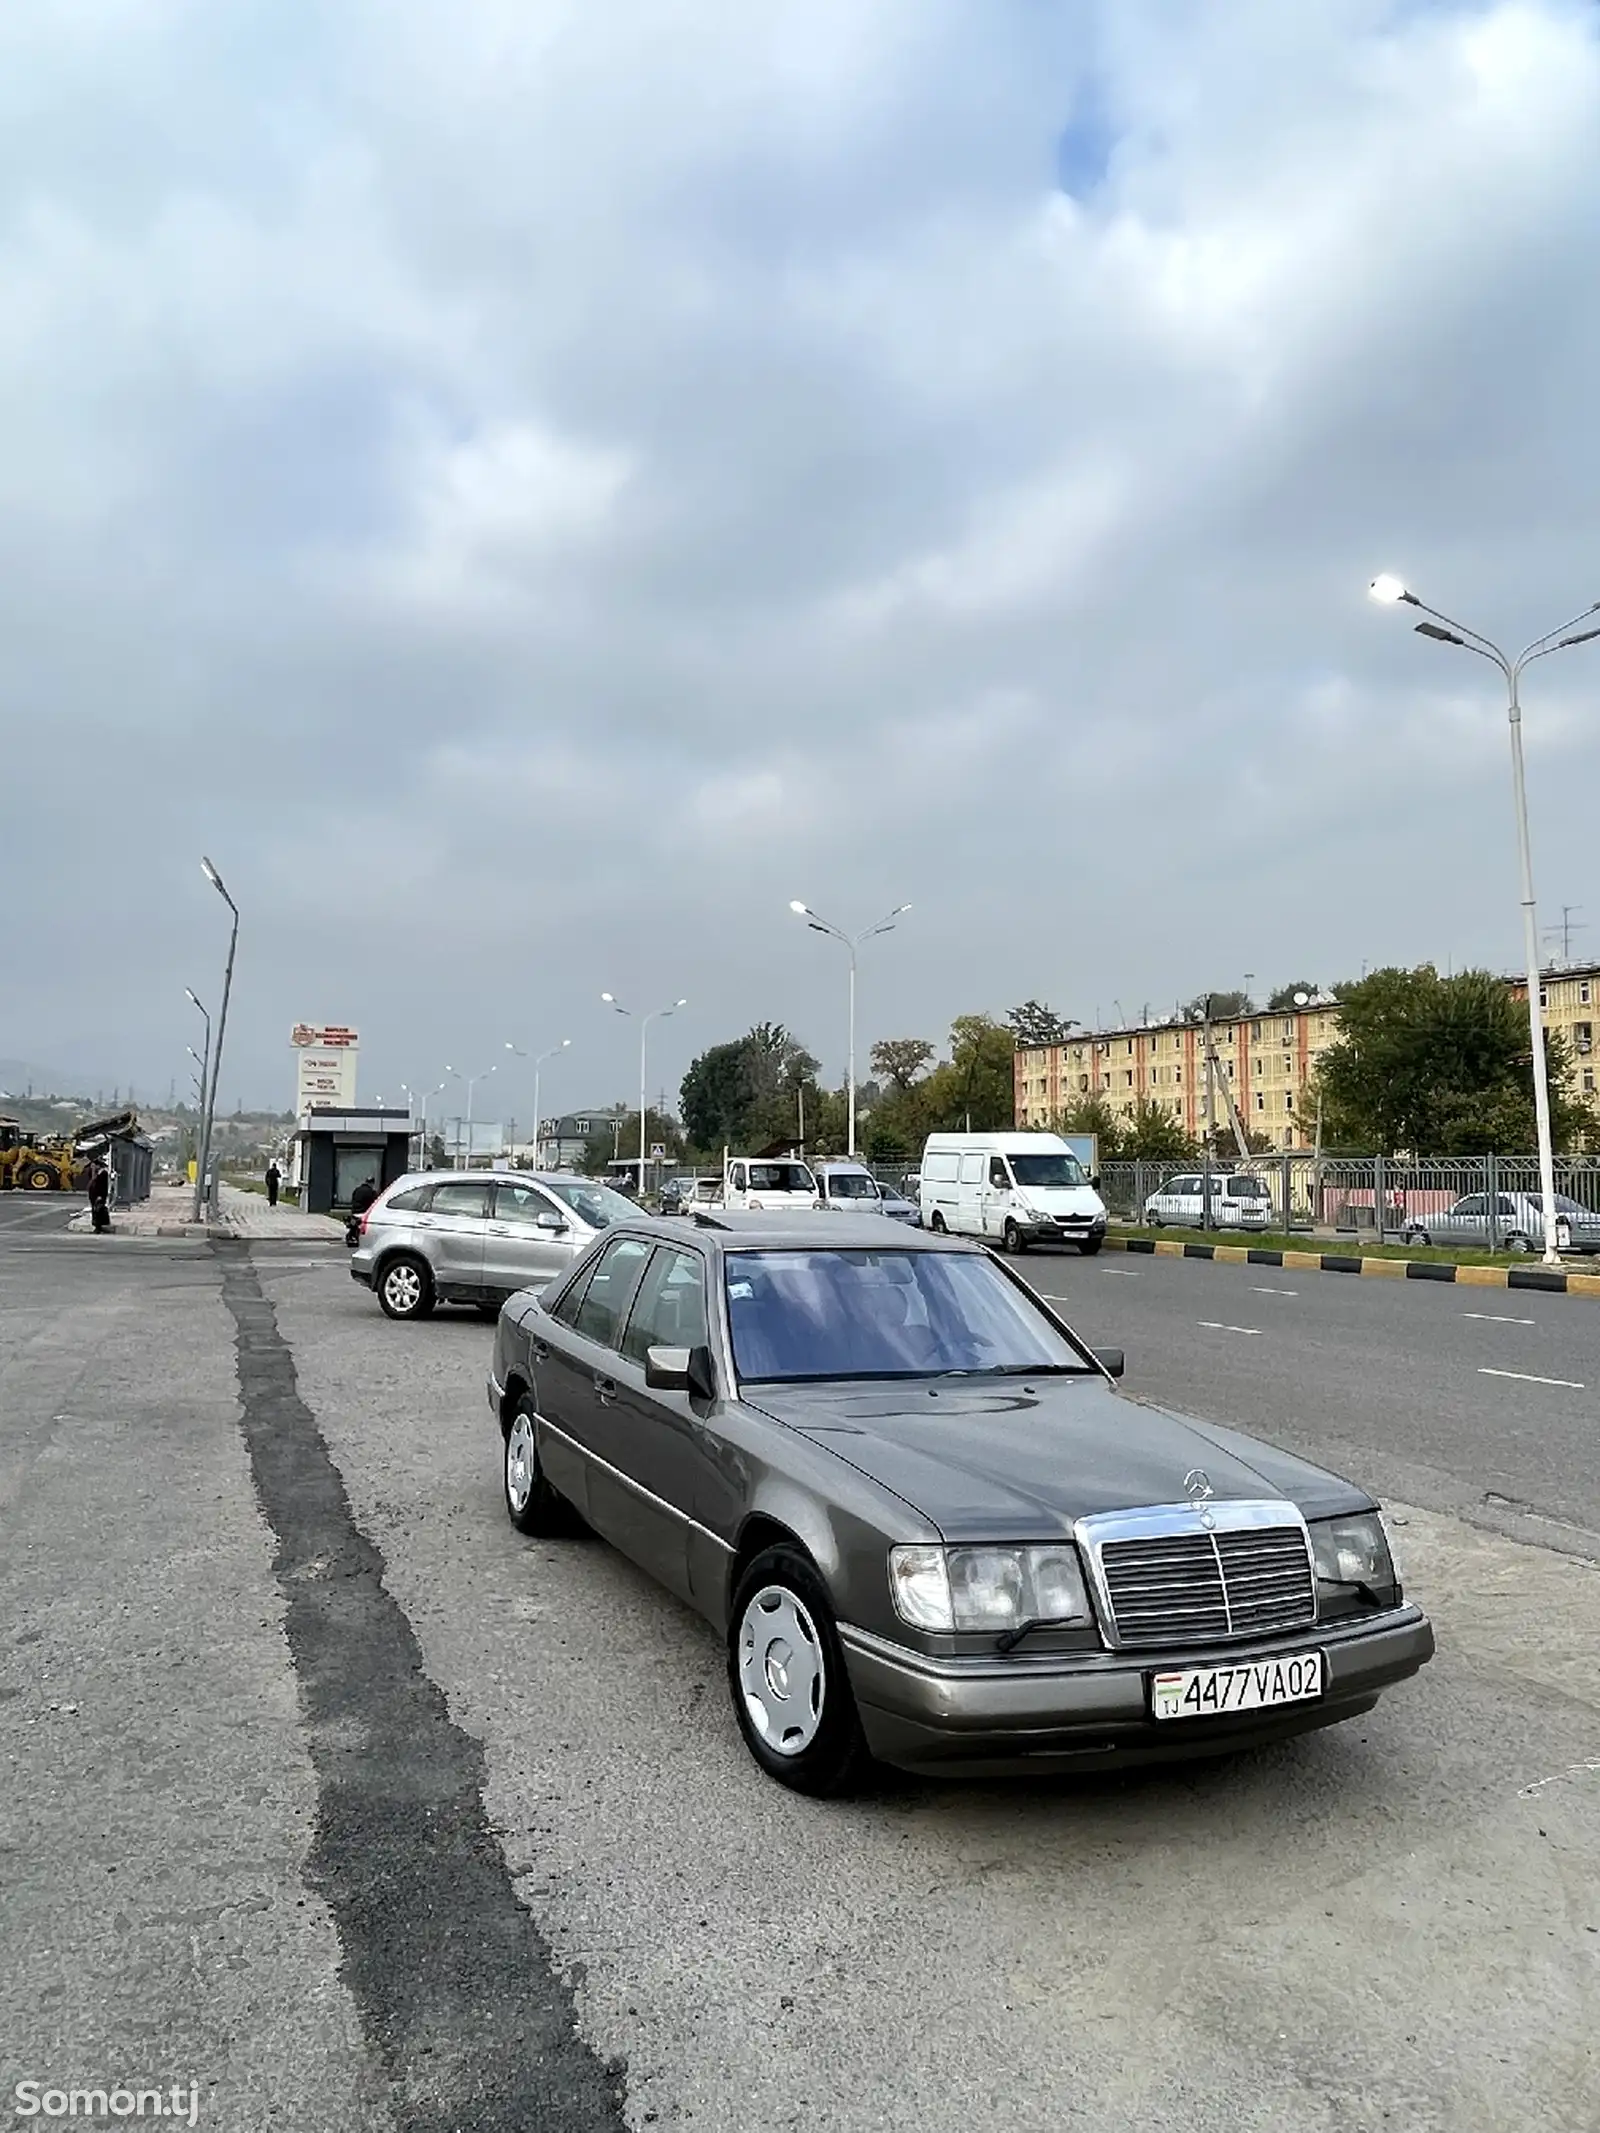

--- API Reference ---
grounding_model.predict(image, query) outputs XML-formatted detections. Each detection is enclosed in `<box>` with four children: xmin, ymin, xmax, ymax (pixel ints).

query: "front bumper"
<box><xmin>1024</xmin><ymin>1216</ymin><xmax>1107</xmax><ymax>1243</ymax></box>
<box><xmin>840</xmin><ymin>1606</ymin><xmax>1434</xmax><ymax>1776</ymax></box>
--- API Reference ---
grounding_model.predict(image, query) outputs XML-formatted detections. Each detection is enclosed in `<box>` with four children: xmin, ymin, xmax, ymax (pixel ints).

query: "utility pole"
<box><xmin>1543</xmin><ymin>905</ymin><xmax>1585</xmax><ymax>965</ymax></box>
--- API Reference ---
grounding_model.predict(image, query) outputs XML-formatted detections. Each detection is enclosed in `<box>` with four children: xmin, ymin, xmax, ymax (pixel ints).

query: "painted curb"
<box><xmin>1107</xmin><ymin>1232</ymin><xmax>1600</xmax><ymax>1296</ymax></box>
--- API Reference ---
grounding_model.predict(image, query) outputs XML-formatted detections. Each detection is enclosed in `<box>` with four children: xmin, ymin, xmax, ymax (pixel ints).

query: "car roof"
<box><xmin>668</xmin><ymin>1212</ymin><xmax>978</xmax><ymax>1253</ymax></box>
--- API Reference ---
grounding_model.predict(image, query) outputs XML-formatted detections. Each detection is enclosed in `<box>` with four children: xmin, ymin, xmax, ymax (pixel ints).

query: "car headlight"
<box><xmin>1309</xmin><ymin>1512</ymin><xmax>1398</xmax><ymax>1603</ymax></box>
<box><xmin>889</xmin><ymin>1543</ymin><xmax>1092</xmax><ymax>1633</ymax></box>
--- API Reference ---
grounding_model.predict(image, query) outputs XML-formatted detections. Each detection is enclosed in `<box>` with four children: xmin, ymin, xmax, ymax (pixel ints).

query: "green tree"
<box><xmin>1314</xmin><ymin>965</ymin><xmax>1587</xmax><ymax>1154</ymax></box>
<box><xmin>1119</xmin><ymin>1100</ymin><xmax>1197</xmax><ymax>1161</ymax></box>
<box><xmin>1053</xmin><ymin>1093</ymin><xmax>1125</xmax><ymax>1158</ymax></box>
<box><xmin>679</xmin><ymin>1040</ymin><xmax>751</xmax><ymax>1150</ymax></box>
<box><xmin>1006</xmin><ymin>1001</ymin><xmax>1075</xmax><ymax>1047</ymax></box>
<box><xmin>914</xmin><ymin>1015</ymin><xmax>1018</xmax><ymax>1132</ymax></box>
<box><xmin>870</xmin><ymin>1037</ymin><xmax>935</xmax><ymax>1090</ymax></box>
<box><xmin>1186</xmin><ymin>989</ymin><xmax>1251</xmax><ymax>1021</ymax></box>
<box><xmin>680</xmin><ymin>1025</ymin><xmax>821</xmax><ymax>1154</ymax></box>
<box><xmin>1267</xmin><ymin>981</ymin><xmax>1318</xmax><ymax>1012</ymax></box>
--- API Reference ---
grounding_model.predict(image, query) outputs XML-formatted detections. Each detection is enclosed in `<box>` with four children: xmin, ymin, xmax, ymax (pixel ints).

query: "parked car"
<box><xmin>1401</xmin><ymin>1191</ymin><xmax>1600</xmax><ymax>1255</ymax></box>
<box><xmin>875</xmin><ymin>1178</ymin><xmax>921</xmax><ymax>1226</ymax></box>
<box><xmin>350</xmin><ymin>1170</ymin><xmax>640</xmax><ymax>1320</ymax></box>
<box><xmin>657</xmin><ymin>1176</ymin><xmax>693</xmax><ymax>1215</ymax></box>
<box><xmin>1144</xmin><ymin>1173</ymin><xmax>1273</xmax><ymax>1231</ymax></box>
<box><xmin>678</xmin><ymin>1177</ymin><xmax>725</xmax><ymax>1218</ymax></box>
<box><xmin>488</xmin><ymin>1213</ymin><xmax>1433</xmax><ymax>1793</ymax></box>
<box><xmin>812</xmin><ymin>1160</ymin><xmax>917</xmax><ymax>1224</ymax></box>
<box><xmin>919</xmin><ymin>1131</ymin><xmax>1107</xmax><ymax>1254</ymax></box>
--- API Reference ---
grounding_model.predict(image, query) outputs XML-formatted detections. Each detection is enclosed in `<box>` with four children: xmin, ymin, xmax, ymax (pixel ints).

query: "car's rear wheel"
<box><xmin>1505</xmin><ymin>1231</ymin><xmax>1532</xmax><ymax>1255</ymax></box>
<box><xmin>1147</xmin><ymin>1209</ymin><xmax>1162</xmax><ymax>1227</ymax></box>
<box><xmin>377</xmin><ymin>1253</ymin><xmax>435</xmax><ymax>1320</ymax></box>
<box><xmin>1079</xmin><ymin>1234</ymin><xmax>1104</xmax><ymax>1256</ymax></box>
<box><xmin>503</xmin><ymin>1395</ymin><xmax>572</xmax><ymax>1535</ymax></box>
<box><xmin>728</xmin><ymin>1546</ymin><xmax>872</xmax><ymax>1796</ymax></box>
<box><xmin>1002</xmin><ymin>1219</ymin><xmax>1026</xmax><ymax>1255</ymax></box>
<box><xmin>1404</xmin><ymin>1227</ymin><xmax>1430</xmax><ymax>1247</ymax></box>
<box><xmin>929</xmin><ymin>1212</ymin><xmax>946</xmax><ymax>1233</ymax></box>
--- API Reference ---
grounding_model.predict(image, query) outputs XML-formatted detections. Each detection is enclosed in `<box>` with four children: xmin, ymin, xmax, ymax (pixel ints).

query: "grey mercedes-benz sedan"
<box><xmin>487</xmin><ymin>1212</ymin><xmax>1433</xmax><ymax>1793</ymax></box>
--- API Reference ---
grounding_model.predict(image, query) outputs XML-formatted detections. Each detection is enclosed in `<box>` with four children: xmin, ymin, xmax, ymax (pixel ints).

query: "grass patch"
<box><xmin>1109</xmin><ymin>1223</ymin><xmax>1583</xmax><ymax>1269</ymax></box>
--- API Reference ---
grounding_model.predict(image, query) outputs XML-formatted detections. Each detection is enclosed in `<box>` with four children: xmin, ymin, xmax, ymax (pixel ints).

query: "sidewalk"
<box><xmin>67</xmin><ymin>1182</ymin><xmax>344</xmax><ymax>1242</ymax></box>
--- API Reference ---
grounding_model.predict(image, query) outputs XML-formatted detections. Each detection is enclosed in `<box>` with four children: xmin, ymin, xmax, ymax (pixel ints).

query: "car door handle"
<box><xmin>594</xmin><ymin>1375</ymin><xmax>617</xmax><ymax>1406</ymax></box>
<box><xmin>487</xmin><ymin>1224</ymin><xmax>511</xmax><ymax>1234</ymax></box>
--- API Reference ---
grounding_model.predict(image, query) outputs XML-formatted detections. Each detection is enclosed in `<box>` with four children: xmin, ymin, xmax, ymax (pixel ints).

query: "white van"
<box><xmin>919</xmin><ymin>1132</ymin><xmax>1107</xmax><ymax>1255</ymax></box>
<box><xmin>722</xmin><ymin>1156</ymin><xmax>821</xmax><ymax>1213</ymax></box>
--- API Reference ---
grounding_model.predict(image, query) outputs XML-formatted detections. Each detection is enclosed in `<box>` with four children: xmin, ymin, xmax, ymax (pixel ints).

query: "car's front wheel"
<box><xmin>377</xmin><ymin>1253</ymin><xmax>435</xmax><ymax>1320</ymax></box>
<box><xmin>1505</xmin><ymin>1231</ymin><xmax>1532</xmax><ymax>1255</ymax></box>
<box><xmin>1002</xmin><ymin>1219</ymin><xmax>1026</xmax><ymax>1256</ymax></box>
<box><xmin>1079</xmin><ymin>1234</ymin><xmax>1104</xmax><ymax>1256</ymax></box>
<box><xmin>1403</xmin><ymin>1227</ymin><xmax>1430</xmax><ymax>1247</ymax></box>
<box><xmin>503</xmin><ymin>1396</ymin><xmax>572</xmax><ymax>1535</ymax></box>
<box><xmin>727</xmin><ymin>1546</ymin><xmax>871</xmax><ymax>1796</ymax></box>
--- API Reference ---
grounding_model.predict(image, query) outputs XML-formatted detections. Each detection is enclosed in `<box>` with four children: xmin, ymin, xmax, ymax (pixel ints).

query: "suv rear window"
<box><xmin>384</xmin><ymin>1183</ymin><xmax>434</xmax><ymax>1213</ymax></box>
<box><xmin>429</xmin><ymin>1181</ymin><xmax>489</xmax><ymax>1219</ymax></box>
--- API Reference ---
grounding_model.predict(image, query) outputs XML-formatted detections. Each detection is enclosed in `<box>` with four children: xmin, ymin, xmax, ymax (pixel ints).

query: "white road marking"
<box><xmin>1251</xmin><ymin>1285</ymin><xmax>1298</xmax><ymax>1296</ymax></box>
<box><xmin>1517</xmin><ymin>1760</ymin><xmax>1600</xmax><ymax>1798</ymax></box>
<box><xmin>1100</xmin><ymin>1267</ymin><xmax>1142</xmax><ymax>1277</ymax></box>
<box><xmin>1479</xmin><ymin>1366</ymin><xmax>1584</xmax><ymax>1390</ymax></box>
<box><xmin>1461</xmin><ymin>1312</ymin><xmax>1536</xmax><ymax>1326</ymax></box>
<box><xmin>1197</xmin><ymin>1321</ymin><xmax>1262</xmax><ymax>1336</ymax></box>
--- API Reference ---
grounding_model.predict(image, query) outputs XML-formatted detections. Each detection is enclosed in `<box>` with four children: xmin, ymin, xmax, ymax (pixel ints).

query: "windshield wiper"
<box><xmin>995</xmin><ymin>1616</ymin><xmax>1083</xmax><ymax>1653</ymax></box>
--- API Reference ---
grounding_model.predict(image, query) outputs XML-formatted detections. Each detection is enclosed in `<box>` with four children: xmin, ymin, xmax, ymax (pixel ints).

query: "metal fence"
<box><xmin>1097</xmin><ymin>1154</ymin><xmax>1600</xmax><ymax>1247</ymax></box>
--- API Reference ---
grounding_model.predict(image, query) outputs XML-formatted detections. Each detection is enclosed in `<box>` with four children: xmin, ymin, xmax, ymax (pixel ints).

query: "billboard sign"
<box><xmin>294</xmin><ymin>1024</ymin><xmax>359</xmax><ymax>1112</ymax></box>
<box><xmin>291</xmin><ymin>1024</ymin><xmax>359</xmax><ymax>1049</ymax></box>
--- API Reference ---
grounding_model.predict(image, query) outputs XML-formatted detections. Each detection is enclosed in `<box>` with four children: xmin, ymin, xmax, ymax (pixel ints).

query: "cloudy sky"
<box><xmin>3</xmin><ymin>0</ymin><xmax>1599</xmax><ymax>1120</ymax></box>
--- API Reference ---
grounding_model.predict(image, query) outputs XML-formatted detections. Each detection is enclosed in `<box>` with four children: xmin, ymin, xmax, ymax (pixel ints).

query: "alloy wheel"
<box><xmin>737</xmin><ymin>1585</ymin><xmax>825</xmax><ymax>1757</ymax></box>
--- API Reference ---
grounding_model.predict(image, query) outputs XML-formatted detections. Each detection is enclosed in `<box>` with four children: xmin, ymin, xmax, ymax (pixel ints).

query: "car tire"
<box><xmin>727</xmin><ymin>1545</ymin><xmax>872</xmax><ymax>1797</ymax></box>
<box><xmin>1505</xmin><ymin>1232</ymin><xmax>1532</xmax><ymax>1255</ymax></box>
<box><xmin>1002</xmin><ymin>1220</ymin><xmax>1026</xmax><ymax>1256</ymax></box>
<box><xmin>24</xmin><ymin>1165</ymin><xmax>55</xmax><ymax>1191</ymax></box>
<box><xmin>929</xmin><ymin>1212</ymin><xmax>946</xmax><ymax>1233</ymax></box>
<box><xmin>1147</xmin><ymin>1210</ymin><xmax>1162</xmax><ymax>1228</ymax></box>
<box><xmin>1079</xmin><ymin>1235</ymin><xmax>1104</xmax><ymax>1256</ymax></box>
<box><xmin>377</xmin><ymin>1253</ymin><xmax>435</xmax><ymax>1320</ymax></box>
<box><xmin>1404</xmin><ymin>1228</ymin><xmax>1430</xmax><ymax>1247</ymax></box>
<box><xmin>503</xmin><ymin>1394</ymin><xmax>573</xmax><ymax>1536</ymax></box>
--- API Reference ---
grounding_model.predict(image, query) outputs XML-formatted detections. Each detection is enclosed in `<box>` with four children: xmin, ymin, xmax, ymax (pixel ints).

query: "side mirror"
<box><xmin>645</xmin><ymin>1344</ymin><xmax>690</xmax><ymax>1390</ymax></box>
<box><xmin>536</xmin><ymin>1210</ymin><xmax>568</xmax><ymax>1232</ymax></box>
<box><xmin>1093</xmin><ymin>1347</ymin><xmax>1125</xmax><ymax>1379</ymax></box>
<box><xmin>645</xmin><ymin>1343</ymin><xmax>717</xmax><ymax>1400</ymax></box>
<box><xmin>1090</xmin><ymin>1174</ymin><xmax>1102</xmax><ymax>1191</ymax></box>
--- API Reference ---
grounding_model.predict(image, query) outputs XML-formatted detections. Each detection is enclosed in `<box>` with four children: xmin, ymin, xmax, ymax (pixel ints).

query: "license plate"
<box><xmin>1150</xmin><ymin>1651</ymin><xmax>1323</xmax><ymax>1721</ymax></box>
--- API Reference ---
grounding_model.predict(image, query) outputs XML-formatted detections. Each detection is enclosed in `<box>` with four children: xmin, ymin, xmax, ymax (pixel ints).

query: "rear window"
<box><xmin>1227</xmin><ymin>1178</ymin><xmax>1268</xmax><ymax>1199</ymax></box>
<box><xmin>383</xmin><ymin>1183</ymin><xmax>433</xmax><ymax>1213</ymax></box>
<box><xmin>429</xmin><ymin>1181</ymin><xmax>489</xmax><ymax>1219</ymax></box>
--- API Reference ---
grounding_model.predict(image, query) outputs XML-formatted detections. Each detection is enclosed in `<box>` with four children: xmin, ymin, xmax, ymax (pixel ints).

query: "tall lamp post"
<box><xmin>415</xmin><ymin>1071</ymin><xmax>456</xmax><ymax>1171</ymax></box>
<box><xmin>194</xmin><ymin>858</ymin><xmax>238</xmax><ymax>1220</ymax></box>
<box><xmin>788</xmin><ymin>901</ymin><xmax>911</xmax><ymax>1158</ymax></box>
<box><xmin>184</xmin><ymin>989</ymin><xmax>211</xmax><ymax>1186</ymax></box>
<box><xmin>461</xmin><ymin>1062</ymin><xmax>499</xmax><ymax>1169</ymax></box>
<box><xmin>601</xmin><ymin>994</ymin><xmax>685</xmax><ymax>1192</ymax></box>
<box><xmin>507</xmin><ymin>1038</ymin><xmax>571</xmax><ymax>1167</ymax></box>
<box><xmin>1369</xmin><ymin>575</ymin><xmax>1600</xmax><ymax>1266</ymax></box>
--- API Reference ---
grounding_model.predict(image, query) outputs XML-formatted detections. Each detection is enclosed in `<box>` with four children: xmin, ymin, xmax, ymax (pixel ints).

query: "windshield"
<box><xmin>724</xmin><ymin>1248</ymin><xmax>1087</xmax><ymax>1382</ymax></box>
<box><xmin>1007</xmin><ymin>1153</ymin><xmax>1087</xmax><ymax>1189</ymax></box>
<box><xmin>542</xmin><ymin>1178</ymin><xmax>637</xmax><ymax>1229</ymax></box>
<box><xmin>824</xmin><ymin>1171</ymin><xmax>880</xmax><ymax>1199</ymax></box>
<box><xmin>747</xmin><ymin>1164</ymin><xmax>814</xmax><ymax>1193</ymax></box>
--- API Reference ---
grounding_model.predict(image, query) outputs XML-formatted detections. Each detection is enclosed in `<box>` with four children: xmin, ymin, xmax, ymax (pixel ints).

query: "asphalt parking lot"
<box><xmin>4</xmin><ymin>1226</ymin><xmax>1598</xmax><ymax>2132</ymax></box>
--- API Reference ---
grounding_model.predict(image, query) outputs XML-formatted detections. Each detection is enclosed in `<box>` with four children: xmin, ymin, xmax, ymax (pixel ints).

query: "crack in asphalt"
<box><xmin>216</xmin><ymin>1242</ymin><xmax>627</xmax><ymax>2133</ymax></box>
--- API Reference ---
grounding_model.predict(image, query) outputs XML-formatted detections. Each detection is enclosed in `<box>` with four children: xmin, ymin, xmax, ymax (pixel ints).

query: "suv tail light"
<box><xmin>359</xmin><ymin>1205</ymin><xmax>375</xmax><ymax>1235</ymax></box>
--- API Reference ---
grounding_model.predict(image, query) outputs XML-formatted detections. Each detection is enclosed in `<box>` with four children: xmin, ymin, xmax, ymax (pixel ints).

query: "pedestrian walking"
<box><xmin>87</xmin><ymin>1159</ymin><xmax>111</xmax><ymax>1235</ymax></box>
<box><xmin>349</xmin><ymin>1175</ymin><xmax>380</xmax><ymax>1217</ymax></box>
<box><xmin>265</xmin><ymin>1160</ymin><xmax>281</xmax><ymax>1209</ymax></box>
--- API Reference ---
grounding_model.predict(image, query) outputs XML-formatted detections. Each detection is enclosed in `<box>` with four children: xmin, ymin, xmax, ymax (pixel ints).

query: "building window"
<box><xmin>1582</xmin><ymin>981</ymin><xmax>1592</xmax><ymax>1005</ymax></box>
<box><xmin>1255</xmin><ymin>1092</ymin><xmax>1265</xmax><ymax>1111</ymax></box>
<box><xmin>574</xmin><ymin>1119</ymin><xmax>590</xmax><ymax>1136</ymax></box>
<box><xmin>1539</xmin><ymin>986</ymin><xmax>1548</xmax><ymax>1008</ymax></box>
<box><xmin>1226</xmin><ymin>1061</ymin><xmax>1235</xmax><ymax>1079</ymax></box>
<box><xmin>1124</xmin><ymin>1071</ymin><xmax>1134</xmax><ymax>1087</ymax></box>
<box><xmin>1126</xmin><ymin>1039</ymin><xmax>1135</xmax><ymax>1056</ymax></box>
<box><xmin>1283</xmin><ymin>1018</ymin><xmax>1294</xmax><ymax>1037</ymax></box>
<box><xmin>1285</xmin><ymin>1092</ymin><xmax>1294</xmax><ymax>1111</ymax></box>
<box><xmin>1254</xmin><ymin>1056</ymin><xmax>1263</xmax><ymax>1076</ymax></box>
<box><xmin>1585</xmin><ymin>1068</ymin><xmax>1596</xmax><ymax>1094</ymax></box>
<box><xmin>1078</xmin><ymin>1075</ymin><xmax>1089</xmax><ymax>1092</ymax></box>
<box><xmin>1251</xmin><ymin>1021</ymin><xmax>1262</xmax><ymax>1040</ymax></box>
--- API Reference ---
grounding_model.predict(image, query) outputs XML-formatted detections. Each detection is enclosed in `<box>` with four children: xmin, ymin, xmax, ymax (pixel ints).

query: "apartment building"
<box><xmin>1015</xmin><ymin>963</ymin><xmax>1600</xmax><ymax>1146</ymax></box>
<box><xmin>1515</xmin><ymin>963</ymin><xmax>1600</xmax><ymax>1114</ymax></box>
<box><xmin>1014</xmin><ymin>998</ymin><xmax>1343</xmax><ymax>1149</ymax></box>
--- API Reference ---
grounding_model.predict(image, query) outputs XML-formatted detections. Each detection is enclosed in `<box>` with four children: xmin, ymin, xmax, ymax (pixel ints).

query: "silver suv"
<box><xmin>350</xmin><ymin>1170</ymin><xmax>639</xmax><ymax>1320</ymax></box>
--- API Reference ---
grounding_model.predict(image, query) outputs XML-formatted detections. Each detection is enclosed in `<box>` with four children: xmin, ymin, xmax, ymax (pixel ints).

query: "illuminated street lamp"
<box><xmin>1368</xmin><ymin>575</ymin><xmax>1600</xmax><ymax>1263</ymax></box>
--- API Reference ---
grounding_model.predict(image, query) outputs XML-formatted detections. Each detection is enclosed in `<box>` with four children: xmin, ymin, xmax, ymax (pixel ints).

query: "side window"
<box><xmin>728</xmin><ymin>1165</ymin><xmax>745</xmax><ymax>1193</ymax></box>
<box><xmin>494</xmin><ymin>1180</ymin><xmax>559</xmax><ymax>1227</ymax></box>
<box><xmin>385</xmin><ymin>1183</ymin><xmax>434</xmax><ymax>1213</ymax></box>
<box><xmin>1455</xmin><ymin>1195</ymin><xmax>1484</xmax><ymax>1216</ymax></box>
<box><xmin>988</xmin><ymin>1158</ymin><xmax>1010</xmax><ymax>1189</ymax></box>
<box><xmin>573</xmin><ymin>1236</ymin><xmax>653</xmax><ymax>1349</ymax></box>
<box><xmin>549</xmin><ymin>1256</ymin><xmax>600</xmax><ymax>1329</ymax></box>
<box><xmin>1497</xmin><ymin>1197</ymin><xmax>1518</xmax><ymax>1216</ymax></box>
<box><xmin>958</xmin><ymin>1152</ymin><xmax>985</xmax><ymax>1185</ymax></box>
<box><xmin>429</xmin><ymin>1182</ymin><xmax>489</xmax><ymax>1219</ymax></box>
<box><xmin>621</xmin><ymin>1248</ymin><xmax>710</xmax><ymax>1366</ymax></box>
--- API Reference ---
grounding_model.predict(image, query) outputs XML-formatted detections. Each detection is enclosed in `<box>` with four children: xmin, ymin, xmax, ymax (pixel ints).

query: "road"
<box><xmin>3</xmin><ymin>1229</ymin><xmax>1598</xmax><ymax>2133</ymax></box>
<box><xmin>1021</xmin><ymin>1245</ymin><xmax>1600</xmax><ymax>1556</ymax></box>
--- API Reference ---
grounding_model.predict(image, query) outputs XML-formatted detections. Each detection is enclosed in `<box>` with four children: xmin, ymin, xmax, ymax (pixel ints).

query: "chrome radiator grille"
<box><xmin>1098</xmin><ymin>1523</ymin><xmax>1316</xmax><ymax>1648</ymax></box>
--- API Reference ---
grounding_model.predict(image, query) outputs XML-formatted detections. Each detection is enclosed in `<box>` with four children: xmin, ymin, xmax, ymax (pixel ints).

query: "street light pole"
<box><xmin>195</xmin><ymin>860</ymin><xmax>238</xmax><ymax>1220</ymax></box>
<box><xmin>602</xmin><ymin>995</ymin><xmax>685</xmax><ymax>1192</ymax></box>
<box><xmin>463</xmin><ymin>1063</ymin><xmax>499</xmax><ymax>1169</ymax></box>
<box><xmin>1370</xmin><ymin>576</ymin><xmax>1600</xmax><ymax>1265</ymax></box>
<box><xmin>507</xmin><ymin>1038</ymin><xmax>571</xmax><ymax>1168</ymax></box>
<box><xmin>184</xmin><ymin>990</ymin><xmax>211</xmax><ymax>1189</ymax></box>
<box><xmin>788</xmin><ymin>901</ymin><xmax>912</xmax><ymax>1158</ymax></box>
